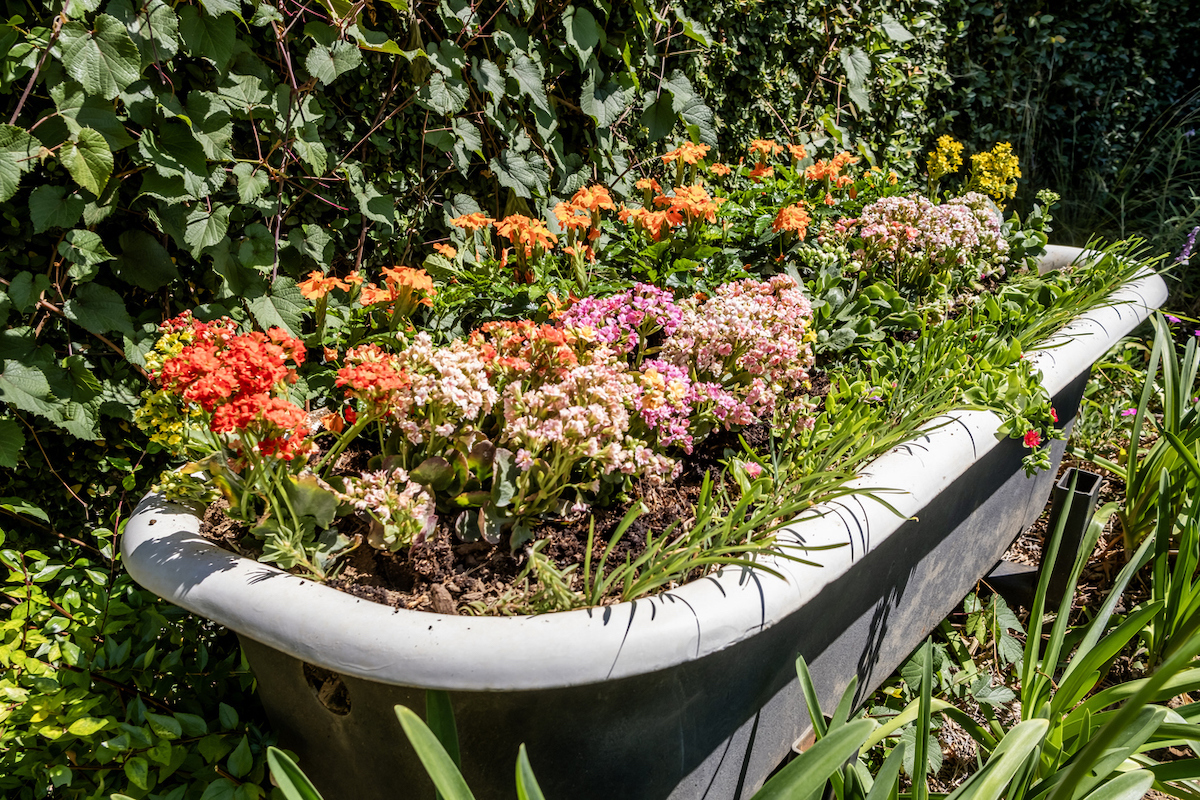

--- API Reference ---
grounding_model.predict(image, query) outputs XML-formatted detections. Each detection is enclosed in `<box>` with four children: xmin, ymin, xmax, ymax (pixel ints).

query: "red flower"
<box><xmin>1024</xmin><ymin>430</ymin><xmax>1042</xmax><ymax>448</ymax></box>
<box><xmin>1049</xmin><ymin>407</ymin><xmax>1058</xmax><ymax>423</ymax></box>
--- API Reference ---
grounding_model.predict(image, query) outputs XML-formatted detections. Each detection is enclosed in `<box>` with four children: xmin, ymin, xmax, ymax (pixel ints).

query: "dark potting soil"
<box><xmin>199</xmin><ymin>416</ymin><xmax>791</xmax><ymax>615</ymax></box>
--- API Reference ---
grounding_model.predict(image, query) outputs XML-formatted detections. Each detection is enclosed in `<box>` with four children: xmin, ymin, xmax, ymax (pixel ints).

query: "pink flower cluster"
<box><xmin>557</xmin><ymin>283</ymin><xmax>683</xmax><ymax>358</ymax></box>
<box><xmin>834</xmin><ymin>192</ymin><xmax>1008</xmax><ymax>277</ymax></box>
<box><xmin>331</xmin><ymin>467</ymin><xmax>437</xmax><ymax>550</ymax></box>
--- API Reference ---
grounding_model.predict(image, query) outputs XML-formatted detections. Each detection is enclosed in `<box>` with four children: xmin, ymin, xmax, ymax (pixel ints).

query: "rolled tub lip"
<box><xmin>121</xmin><ymin>247</ymin><xmax>1167</xmax><ymax>691</ymax></box>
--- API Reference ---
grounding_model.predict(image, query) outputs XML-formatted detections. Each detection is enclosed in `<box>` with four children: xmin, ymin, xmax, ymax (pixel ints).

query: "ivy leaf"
<box><xmin>0</xmin><ymin>418</ymin><xmax>23</xmax><ymax>468</ymax></box>
<box><xmin>663</xmin><ymin>72</ymin><xmax>715</xmax><ymax>146</ymax></box>
<box><xmin>179</xmin><ymin>5</ymin><xmax>236</xmax><ymax>72</ymax></box>
<box><xmin>838</xmin><ymin>45</ymin><xmax>871</xmax><ymax>111</ymax></box>
<box><xmin>232</xmin><ymin>162</ymin><xmax>270</xmax><ymax>203</ymax></box>
<box><xmin>184</xmin><ymin>203</ymin><xmax>231</xmax><ymax>255</ymax></box>
<box><xmin>50</xmin><ymin>82</ymin><xmax>135</xmax><ymax>151</ymax></box>
<box><xmin>306</xmin><ymin>39</ymin><xmax>362</xmax><ymax>85</ymax></box>
<box><xmin>59</xmin><ymin>230</ymin><xmax>115</xmax><ymax>282</ymax></box>
<box><xmin>57</xmin><ymin>16</ymin><xmax>142</xmax><ymax>100</ymax></box>
<box><xmin>29</xmin><ymin>186</ymin><xmax>85</xmax><ymax>233</ymax></box>
<box><xmin>416</xmin><ymin>72</ymin><xmax>469</xmax><ymax>115</ymax></box>
<box><xmin>562</xmin><ymin>6</ymin><xmax>602</xmax><ymax>67</ymax></box>
<box><xmin>0</xmin><ymin>124</ymin><xmax>36</xmax><ymax>203</ymax></box>
<box><xmin>489</xmin><ymin>148</ymin><xmax>549</xmax><ymax>199</ymax></box>
<box><xmin>506</xmin><ymin>51</ymin><xmax>549</xmax><ymax>113</ymax></box>
<box><xmin>60</xmin><ymin>128</ymin><xmax>113</xmax><ymax>195</ymax></box>
<box><xmin>247</xmin><ymin>278</ymin><xmax>305</xmax><ymax>336</ymax></box>
<box><xmin>580</xmin><ymin>66</ymin><xmax>632</xmax><ymax>128</ymax></box>
<box><xmin>109</xmin><ymin>0</ymin><xmax>180</xmax><ymax>65</ymax></box>
<box><xmin>63</xmin><ymin>282</ymin><xmax>135</xmax><ymax>336</ymax></box>
<box><xmin>881</xmin><ymin>14</ymin><xmax>915</xmax><ymax>43</ymax></box>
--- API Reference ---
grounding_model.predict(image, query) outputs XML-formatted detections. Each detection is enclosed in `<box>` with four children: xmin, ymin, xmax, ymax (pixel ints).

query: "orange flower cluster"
<box><xmin>748</xmin><ymin>163</ymin><xmax>774</xmax><ymax>182</ymax></box>
<box><xmin>772</xmin><ymin>203</ymin><xmax>812</xmax><ymax>238</ymax></box>
<box><xmin>156</xmin><ymin>316</ymin><xmax>310</xmax><ymax>460</ymax></box>
<box><xmin>806</xmin><ymin>151</ymin><xmax>860</xmax><ymax>186</ymax></box>
<box><xmin>662</xmin><ymin>142</ymin><xmax>710</xmax><ymax>166</ymax></box>
<box><xmin>471</xmin><ymin>320</ymin><xmax>581</xmax><ymax>379</ymax></box>
<box><xmin>360</xmin><ymin>266</ymin><xmax>437</xmax><ymax>316</ymax></box>
<box><xmin>635</xmin><ymin>177</ymin><xmax>662</xmax><ymax>205</ymax></box>
<box><xmin>433</xmin><ymin>243</ymin><xmax>457</xmax><ymax>259</ymax></box>
<box><xmin>450</xmin><ymin>212</ymin><xmax>495</xmax><ymax>232</ymax></box>
<box><xmin>654</xmin><ymin>184</ymin><xmax>726</xmax><ymax>225</ymax></box>
<box><xmin>336</xmin><ymin>343</ymin><xmax>411</xmax><ymax>413</ymax></box>
<box><xmin>787</xmin><ymin>143</ymin><xmax>807</xmax><ymax>163</ymax></box>
<box><xmin>708</xmin><ymin>163</ymin><xmax>732</xmax><ymax>177</ymax></box>
<box><xmin>748</xmin><ymin>139</ymin><xmax>784</xmax><ymax>160</ymax></box>
<box><xmin>554</xmin><ymin>184</ymin><xmax>616</xmax><ymax>262</ymax></box>
<box><xmin>298</xmin><ymin>270</ymin><xmax>357</xmax><ymax>300</ymax></box>
<box><xmin>618</xmin><ymin>206</ymin><xmax>678</xmax><ymax>242</ymax></box>
<box><xmin>495</xmin><ymin>214</ymin><xmax>558</xmax><ymax>260</ymax></box>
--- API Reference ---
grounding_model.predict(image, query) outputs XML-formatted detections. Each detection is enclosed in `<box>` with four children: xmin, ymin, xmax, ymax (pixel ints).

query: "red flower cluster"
<box><xmin>471</xmin><ymin>320</ymin><xmax>580</xmax><ymax>380</ymax></box>
<box><xmin>156</xmin><ymin>316</ymin><xmax>310</xmax><ymax>459</ymax></box>
<box><xmin>336</xmin><ymin>344</ymin><xmax>411</xmax><ymax>413</ymax></box>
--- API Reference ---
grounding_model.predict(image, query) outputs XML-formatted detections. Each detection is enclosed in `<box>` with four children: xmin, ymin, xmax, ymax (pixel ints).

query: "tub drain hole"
<box><xmin>303</xmin><ymin>663</ymin><xmax>351</xmax><ymax>715</ymax></box>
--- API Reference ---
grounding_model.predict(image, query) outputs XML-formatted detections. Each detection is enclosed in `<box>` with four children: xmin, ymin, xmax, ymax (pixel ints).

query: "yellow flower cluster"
<box><xmin>143</xmin><ymin>328</ymin><xmax>195</xmax><ymax>375</ymax></box>
<box><xmin>926</xmin><ymin>135</ymin><xmax>963</xmax><ymax>184</ymax></box>
<box><xmin>970</xmin><ymin>141</ymin><xmax>1021</xmax><ymax>201</ymax></box>
<box><xmin>135</xmin><ymin>388</ymin><xmax>202</xmax><ymax>452</ymax></box>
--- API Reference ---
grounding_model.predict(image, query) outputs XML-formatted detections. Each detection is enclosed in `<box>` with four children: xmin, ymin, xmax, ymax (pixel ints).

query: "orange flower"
<box><xmin>748</xmin><ymin>139</ymin><xmax>783</xmax><ymax>160</ymax></box>
<box><xmin>382</xmin><ymin>266</ymin><xmax>435</xmax><ymax>294</ymax></box>
<box><xmin>297</xmin><ymin>270</ymin><xmax>350</xmax><ymax>300</ymax></box>
<box><xmin>662</xmin><ymin>142</ymin><xmax>710</xmax><ymax>166</ymax></box>
<box><xmin>450</xmin><ymin>212</ymin><xmax>495</xmax><ymax>232</ymax></box>
<box><xmin>787</xmin><ymin>143</ymin><xmax>807</xmax><ymax>162</ymax></box>
<box><xmin>635</xmin><ymin>177</ymin><xmax>662</xmax><ymax>194</ymax></box>
<box><xmin>708</xmin><ymin>163</ymin><xmax>732</xmax><ymax>177</ymax></box>
<box><xmin>823</xmin><ymin>192</ymin><xmax>836</xmax><ymax>206</ymax></box>
<box><xmin>656</xmin><ymin>183</ymin><xmax>725</xmax><ymax>225</ymax></box>
<box><xmin>433</xmin><ymin>243</ymin><xmax>457</xmax><ymax>259</ymax></box>
<box><xmin>554</xmin><ymin>201</ymin><xmax>592</xmax><ymax>233</ymax></box>
<box><xmin>570</xmin><ymin>184</ymin><xmax>616</xmax><ymax>213</ymax></box>
<box><xmin>344</xmin><ymin>271</ymin><xmax>364</xmax><ymax>285</ymax></box>
<box><xmin>749</xmin><ymin>163</ymin><xmax>775</xmax><ymax>182</ymax></box>
<box><xmin>772</xmin><ymin>203</ymin><xmax>811</xmax><ymax>237</ymax></box>
<box><xmin>360</xmin><ymin>266</ymin><xmax>436</xmax><ymax>314</ymax></box>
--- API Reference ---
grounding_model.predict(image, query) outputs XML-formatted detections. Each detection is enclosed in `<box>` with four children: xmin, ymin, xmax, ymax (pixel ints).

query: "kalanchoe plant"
<box><xmin>136</xmin><ymin>140</ymin><xmax>1140</xmax><ymax>607</ymax></box>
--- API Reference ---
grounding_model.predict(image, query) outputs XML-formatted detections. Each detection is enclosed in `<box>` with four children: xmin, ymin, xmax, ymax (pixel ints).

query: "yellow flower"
<box><xmin>926</xmin><ymin>135</ymin><xmax>963</xmax><ymax>184</ymax></box>
<box><xmin>970</xmin><ymin>141</ymin><xmax>1021</xmax><ymax>201</ymax></box>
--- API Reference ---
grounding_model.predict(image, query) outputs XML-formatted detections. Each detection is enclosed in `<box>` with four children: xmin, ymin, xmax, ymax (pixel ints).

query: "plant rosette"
<box><xmin>122</xmin><ymin>243</ymin><xmax>1166</xmax><ymax>799</ymax></box>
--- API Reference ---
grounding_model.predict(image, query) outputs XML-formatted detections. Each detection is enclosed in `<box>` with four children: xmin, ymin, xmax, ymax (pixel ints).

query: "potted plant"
<box><xmin>121</xmin><ymin>139</ymin><xmax>1167</xmax><ymax>800</ymax></box>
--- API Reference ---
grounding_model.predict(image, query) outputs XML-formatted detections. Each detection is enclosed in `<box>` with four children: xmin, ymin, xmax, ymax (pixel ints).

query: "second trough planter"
<box><xmin>123</xmin><ymin>246</ymin><xmax>1166</xmax><ymax>800</ymax></box>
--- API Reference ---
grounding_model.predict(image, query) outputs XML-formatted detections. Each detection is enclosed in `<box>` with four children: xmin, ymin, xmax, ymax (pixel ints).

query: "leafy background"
<box><xmin>2</xmin><ymin>0</ymin><xmax>1199</xmax><ymax>796</ymax></box>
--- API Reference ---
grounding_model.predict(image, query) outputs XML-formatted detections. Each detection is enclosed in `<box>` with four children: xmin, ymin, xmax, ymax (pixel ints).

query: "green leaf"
<box><xmin>124</xmin><ymin>756</ymin><xmax>150</xmax><ymax>790</ymax></box>
<box><xmin>138</xmin><ymin>120</ymin><xmax>209</xmax><ymax>185</ymax></box>
<box><xmin>145</xmin><ymin>711</ymin><xmax>183</xmax><ymax>740</ymax></box>
<box><xmin>305</xmin><ymin>39</ymin><xmax>361</xmax><ymax>85</ymax></box>
<box><xmin>29</xmin><ymin>185</ymin><xmax>85</xmax><ymax>233</ymax></box>
<box><xmin>63</xmin><ymin>282</ymin><xmax>134</xmax><ymax>336</ymax></box>
<box><xmin>7</xmin><ymin>273</ymin><xmax>51</xmax><ymax>314</ymax></box>
<box><xmin>838</xmin><ymin>45</ymin><xmax>871</xmax><ymax>111</ymax></box>
<box><xmin>640</xmin><ymin>92</ymin><xmax>675</xmax><ymax>143</ymax></box>
<box><xmin>0</xmin><ymin>419</ymin><xmax>24</xmax><ymax>468</ymax></box>
<box><xmin>490</xmin><ymin>148</ymin><xmax>549</xmax><ymax>199</ymax></box>
<box><xmin>113</xmin><ymin>230</ymin><xmax>180</xmax><ymax>290</ymax></box>
<box><xmin>109</xmin><ymin>0</ymin><xmax>180</xmax><ymax>64</ymax></box>
<box><xmin>179</xmin><ymin>5</ymin><xmax>236</xmax><ymax>72</ymax></box>
<box><xmin>1078</xmin><ymin>770</ymin><xmax>1154</xmax><ymax>800</ymax></box>
<box><xmin>199</xmin><ymin>777</ymin><xmax>238</xmax><ymax>800</ymax></box>
<box><xmin>0</xmin><ymin>124</ymin><xmax>36</xmax><ymax>203</ymax></box>
<box><xmin>293</xmin><ymin>123</ymin><xmax>328</xmax><ymax>174</ymax></box>
<box><xmin>61</xmin><ymin>128</ymin><xmax>113</xmax><ymax>195</ymax></box>
<box><xmin>0</xmin><ymin>361</ymin><xmax>59</xmax><ymax>419</ymax></box>
<box><xmin>417</xmin><ymin>72</ymin><xmax>469</xmax><ymax>115</ymax></box>
<box><xmin>755</xmin><ymin>720</ymin><xmax>877</xmax><ymax>800</ymax></box>
<box><xmin>59</xmin><ymin>230</ymin><xmax>115</xmax><ymax>280</ymax></box>
<box><xmin>218</xmin><ymin>703</ymin><xmax>239</xmax><ymax>731</ymax></box>
<box><xmin>562</xmin><ymin>6</ymin><xmax>602</xmax><ymax>66</ymax></box>
<box><xmin>248</xmin><ymin>278</ymin><xmax>305</xmax><ymax>336</ymax></box>
<box><xmin>200</xmin><ymin>0</ymin><xmax>242</xmax><ymax>17</ymax></box>
<box><xmin>267</xmin><ymin>747</ymin><xmax>325</xmax><ymax>800</ymax></box>
<box><xmin>662</xmin><ymin>72</ymin><xmax>715</xmax><ymax>146</ymax></box>
<box><xmin>580</xmin><ymin>67</ymin><xmax>632</xmax><ymax>128</ymax></box>
<box><xmin>395</xmin><ymin>706</ymin><xmax>475</xmax><ymax>800</ymax></box>
<box><xmin>68</xmin><ymin>716</ymin><xmax>110</xmax><ymax>736</ymax></box>
<box><xmin>284</xmin><ymin>474</ymin><xmax>338</xmax><ymax>527</ymax></box>
<box><xmin>471</xmin><ymin>56</ymin><xmax>505</xmax><ymax>103</ymax></box>
<box><xmin>506</xmin><ymin>51</ymin><xmax>549</xmax><ymax>113</ymax></box>
<box><xmin>186</xmin><ymin>92</ymin><xmax>234</xmax><ymax>161</ymax></box>
<box><xmin>232</xmin><ymin>162</ymin><xmax>270</xmax><ymax>203</ymax></box>
<box><xmin>227</xmin><ymin>735</ymin><xmax>253</xmax><ymax>778</ymax></box>
<box><xmin>184</xmin><ymin>203</ymin><xmax>231</xmax><ymax>255</ymax></box>
<box><xmin>881</xmin><ymin>14</ymin><xmax>915</xmax><ymax>43</ymax></box>
<box><xmin>57</xmin><ymin>16</ymin><xmax>142</xmax><ymax>100</ymax></box>
<box><xmin>50</xmin><ymin>81</ymin><xmax>135</xmax><ymax>151</ymax></box>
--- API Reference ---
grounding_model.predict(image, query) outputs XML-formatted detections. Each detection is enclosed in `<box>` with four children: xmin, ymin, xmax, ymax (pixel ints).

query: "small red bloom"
<box><xmin>1023</xmin><ymin>430</ymin><xmax>1042</xmax><ymax>448</ymax></box>
<box><xmin>1049</xmin><ymin>407</ymin><xmax>1058</xmax><ymax>423</ymax></box>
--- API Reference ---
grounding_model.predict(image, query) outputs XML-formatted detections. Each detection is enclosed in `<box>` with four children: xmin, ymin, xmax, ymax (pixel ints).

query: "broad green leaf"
<box><xmin>57</xmin><ymin>15</ymin><xmax>141</xmax><ymax>100</ymax></box>
<box><xmin>184</xmin><ymin>202</ymin><xmax>231</xmax><ymax>255</ymax></box>
<box><xmin>755</xmin><ymin>719</ymin><xmax>877</xmax><ymax>800</ymax></box>
<box><xmin>506</xmin><ymin>51</ymin><xmax>549</xmax><ymax>113</ymax></box>
<box><xmin>200</xmin><ymin>0</ymin><xmax>241</xmax><ymax>17</ymax></box>
<box><xmin>1079</xmin><ymin>770</ymin><xmax>1154</xmax><ymax>800</ymax></box>
<box><xmin>218</xmin><ymin>702</ymin><xmax>239</xmax><ymax>731</ymax></box>
<box><xmin>0</xmin><ymin>361</ymin><xmax>59</xmax><ymax>419</ymax></box>
<box><xmin>471</xmin><ymin>56</ymin><xmax>505</xmax><ymax>103</ymax></box>
<box><xmin>580</xmin><ymin>67</ymin><xmax>633</xmax><ymax>128</ymax></box>
<box><xmin>216</xmin><ymin>71</ymin><xmax>271</xmax><ymax>114</ymax></box>
<box><xmin>663</xmin><ymin>72</ymin><xmax>715</xmax><ymax>145</ymax></box>
<box><xmin>248</xmin><ymin>278</ymin><xmax>305</xmax><ymax>336</ymax></box>
<box><xmin>305</xmin><ymin>39</ymin><xmax>361</xmax><ymax>84</ymax></box>
<box><xmin>395</xmin><ymin>706</ymin><xmax>475</xmax><ymax>800</ymax></box>
<box><xmin>199</xmin><ymin>777</ymin><xmax>238</xmax><ymax>800</ymax></box>
<box><xmin>562</xmin><ymin>6</ymin><xmax>602</xmax><ymax>66</ymax></box>
<box><xmin>417</xmin><ymin>72</ymin><xmax>469</xmax><ymax>115</ymax></box>
<box><xmin>29</xmin><ymin>185</ymin><xmax>85</xmax><ymax>233</ymax></box>
<box><xmin>179</xmin><ymin>5</ymin><xmax>236</xmax><ymax>72</ymax></box>
<box><xmin>347</xmin><ymin>23</ymin><xmax>404</xmax><ymax>55</ymax></box>
<box><xmin>0</xmin><ymin>124</ymin><xmax>36</xmax><ymax>203</ymax></box>
<box><xmin>145</xmin><ymin>711</ymin><xmax>183</xmax><ymax>740</ymax></box>
<box><xmin>227</xmin><ymin>735</ymin><xmax>252</xmax><ymax>778</ymax></box>
<box><xmin>61</xmin><ymin>128</ymin><xmax>113</xmax><ymax>195</ymax></box>
<box><xmin>490</xmin><ymin>148</ymin><xmax>549</xmax><ymax>199</ymax></box>
<box><xmin>109</xmin><ymin>0</ymin><xmax>180</xmax><ymax>64</ymax></box>
<box><xmin>7</xmin><ymin>272</ymin><xmax>51</xmax><ymax>313</ymax></box>
<box><xmin>838</xmin><ymin>45</ymin><xmax>871</xmax><ymax>110</ymax></box>
<box><xmin>113</xmin><ymin>230</ymin><xmax>180</xmax><ymax>290</ymax></box>
<box><xmin>232</xmin><ymin>162</ymin><xmax>270</xmax><ymax>202</ymax></box>
<box><xmin>59</xmin><ymin>230</ymin><xmax>115</xmax><ymax>281</ymax></box>
<box><xmin>284</xmin><ymin>474</ymin><xmax>338</xmax><ymax>527</ymax></box>
<box><xmin>0</xmin><ymin>419</ymin><xmax>24</xmax><ymax>468</ymax></box>
<box><xmin>139</xmin><ymin>120</ymin><xmax>208</xmax><ymax>181</ymax></box>
<box><xmin>881</xmin><ymin>14</ymin><xmax>915</xmax><ymax>43</ymax></box>
<box><xmin>267</xmin><ymin>747</ymin><xmax>325</xmax><ymax>800</ymax></box>
<box><xmin>641</xmin><ymin>92</ymin><xmax>675</xmax><ymax>143</ymax></box>
<box><xmin>50</xmin><ymin>81</ymin><xmax>135</xmax><ymax>150</ymax></box>
<box><xmin>63</xmin><ymin>282</ymin><xmax>134</xmax><ymax>336</ymax></box>
<box><xmin>124</xmin><ymin>756</ymin><xmax>150</xmax><ymax>790</ymax></box>
<box><xmin>68</xmin><ymin>716</ymin><xmax>110</xmax><ymax>736</ymax></box>
<box><xmin>186</xmin><ymin>92</ymin><xmax>234</xmax><ymax>160</ymax></box>
<box><xmin>0</xmin><ymin>495</ymin><xmax>49</xmax><ymax>521</ymax></box>
<box><xmin>293</xmin><ymin>123</ymin><xmax>328</xmax><ymax>174</ymax></box>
